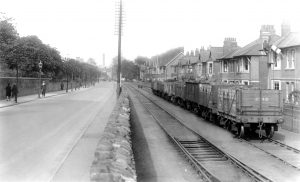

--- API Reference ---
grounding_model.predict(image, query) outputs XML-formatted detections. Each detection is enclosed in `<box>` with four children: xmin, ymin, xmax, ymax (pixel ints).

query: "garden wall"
<box><xmin>0</xmin><ymin>77</ymin><xmax>83</xmax><ymax>100</ymax></box>
<box><xmin>282</xmin><ymin>103</ymin><xmax>300</xmax><ymax>133</ymax></box>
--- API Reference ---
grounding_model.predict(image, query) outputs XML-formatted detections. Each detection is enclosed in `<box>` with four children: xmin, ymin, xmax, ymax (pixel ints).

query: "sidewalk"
<box><xmin>0</xmin><ymin>90</ymin><xmax>67</xmax><ymax>108</ymax></box>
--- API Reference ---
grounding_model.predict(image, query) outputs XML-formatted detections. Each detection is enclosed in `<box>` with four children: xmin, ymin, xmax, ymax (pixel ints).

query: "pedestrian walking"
<box><xmin>41</xmin><ymin>81</ymin><xmax>46</xmax><ymax>97</ymax></box>
<box><xmin>11</xmin><ymin>83</ymin><xmax>18</xmax><ymax>103</ymax></box>
<box><xmin>6</xmin><ymin>83</ymin><xmax>12</xmax><ymax>101</ymax></box>
<box><xmin>60</xmin><ymin>82</ymin><xmax>64</xmax><ymax>90</ymax></box>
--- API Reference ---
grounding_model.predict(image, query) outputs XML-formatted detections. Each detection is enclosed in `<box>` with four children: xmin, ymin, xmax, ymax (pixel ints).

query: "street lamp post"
<box><xmin>38</xmin><ymin>60</ymin><xmax>43</xmax><ymax>98</ymax></box>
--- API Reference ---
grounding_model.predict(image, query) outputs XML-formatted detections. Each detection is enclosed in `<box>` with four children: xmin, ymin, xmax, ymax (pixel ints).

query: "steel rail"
<box><xmin>140</xmin><ymin>82</ymin><xmax>300</xmax><ymax>172</ymax></box>
<box><xmin>128</xmin><ymin>85</ymin><xmax>217</xmax><ymax>182</ymax></box>
<box><xmin>268</xmin><ymin>138</ymin><xmax>300</xmax><ymax>154</ymax></box>
<box><xmin>242</xmin><ymin>137</ymin><xmax>300</xmax><ymax>171</ymax></box>
<box><xmin>128</xmin><ymin>84</ymin><xmax>273</xmax><ymax>182</ymax></box>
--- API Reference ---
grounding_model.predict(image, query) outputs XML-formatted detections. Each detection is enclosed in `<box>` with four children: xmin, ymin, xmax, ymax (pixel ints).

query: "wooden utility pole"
<box><xmin>116</xmin><ymin>0</ymin><xmax>123</xmax><ymax>96</ymax></box>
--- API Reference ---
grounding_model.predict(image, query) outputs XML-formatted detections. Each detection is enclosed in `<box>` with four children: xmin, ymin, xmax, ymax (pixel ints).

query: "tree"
<box><xmin>121</xmin><ymin>59</ymin><xmax>139</xmax><ymax>80</ymax></box>
<box><xmin>0</xmin><ymin>17</ymin><xmax>19</xmax><ymax>48</ymax></box>
<box><xmin>2</xmin><ymin>35</ymin><xmax>63</xmax><ymax>78</ymax></box>
<box><xmin>87</xmin><ymin>58</ymin><xmax>97</xmax><ymax>66</ymax></box>
<box><xmin>134</xmin><ymin>56</ymin><xmax>149</xmax><ymax>66</ymax></box>
<box><xmin>0</xmin><ymin>18</ymin><xmax>19</xmax><ymax>76</ymax></box>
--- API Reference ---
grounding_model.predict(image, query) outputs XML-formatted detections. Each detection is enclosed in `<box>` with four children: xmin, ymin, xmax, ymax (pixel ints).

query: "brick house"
<box><xmin>268</xmin><ymin>24</ymin><xmax>300</xmax><ymax>103</ymax></box>
<box><xmin>201</xmin><ymin>46</ymin><xmax>223</xmax><ymax>81</ymax></box>
<box><xmin>218</xmin><ymin>25</ymin><xmax>280</xmax><ymax>88</ymax></box>
<box><xmin>148</xmin><ymin>47</ymin><xmax>184</xmax><ymax>81</ymax></box>
<box><xmin>175</xmin><ymin>50</ymin><xmax>202</xmax><ymax>81</ymax></box>
<box><xmin>164</xmin><ymin>52</ymin><xmax>184</xmax><ymax>80</ymax></box>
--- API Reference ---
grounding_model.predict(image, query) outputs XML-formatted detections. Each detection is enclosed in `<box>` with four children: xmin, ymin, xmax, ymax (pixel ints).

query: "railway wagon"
<box><xmin>156</xmin><ymin>81</ymin><xmax>165</xmax><ymax>97</ymax></box>
<box><xmin>151</xmin><ymin>81</ymin><xmax>158</xmax><ymax>94</ymax></box>
<box><xmin>198</xmin><ymin>83</ymin><xmax>212</xmax><ymax>113</ymax></box>
<box><xmin>174</xmin><ymin>82</ymin><xmax>185</xmax><ymax>105</ymax></box>
<box><xmin>217</xmin><ymin>87</ymin><xmax>283</xmax><ymax>138</ymax></box>
<box><xmin>163</xmin><ymin>81</ymin><xmax>176</xmax><ymax>101</ymax></box>
<box><xmin>185</xmin><ymin>82</ymin><xmax>200</xmax><ymax>110</ymax></box>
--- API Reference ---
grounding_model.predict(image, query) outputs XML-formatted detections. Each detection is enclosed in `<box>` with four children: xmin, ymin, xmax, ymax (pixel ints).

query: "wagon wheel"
<box><xmin>237</xmin><ymin>125</ymin><xmax>245</xmax><ymax>138</ymax></box>
<box><xmin>265</xmin><ymin>125</ymin><xmax>275</xmax><ymax>138</ymax></box>
<box><xmin>226</xmin><ymin>120</ymin><xmax>232</xmax><ymax>131</ymax></box>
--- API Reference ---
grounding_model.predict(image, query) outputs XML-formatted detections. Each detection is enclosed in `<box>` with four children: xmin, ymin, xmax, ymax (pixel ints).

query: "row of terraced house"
<box><xmin>141</xmin><ymin>23</ymin><xmax>300</xmax><ymax>105</ymax></box>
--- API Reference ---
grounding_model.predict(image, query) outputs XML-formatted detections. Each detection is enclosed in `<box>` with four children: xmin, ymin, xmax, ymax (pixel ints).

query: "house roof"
<box><xmin>217</xmin><ymin>48</ymin><xmax>240</xmax><ymax>60</ymax></box>
<box><xmin>165</xmin><ymin>52</ymin><xmax>184</xmax><ymax>67</ymax></box>
<box><xmin>199</xmin><ymin>50</ymin><xmax>210</xmax><ymax>62</ymax></box>
<box><xmin>209</xmin><ymin>47</ymin><xmax>223</xmax><ymax>60</ymax></box>
<box><xmin>152</xmin><ymin>47</ymin><xmax>184</xmax><ymax>67</ymax></box>
<box><xmin>176</xmin><ymin>55</ymin><xmax>199</xmax><ymax>66</ymax></box>
<box><xmin>273</xmin><ymin>32</ymin><xmax>300</xmax><ymax>48</ymax></box>
<box><xmin>233</xmin><ymin>34</ymin><xmax>280</xmax><ymax>57</ymax></box>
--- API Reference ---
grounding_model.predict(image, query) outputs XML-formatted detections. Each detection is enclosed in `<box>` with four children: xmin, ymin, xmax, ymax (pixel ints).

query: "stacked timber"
<box><xmin>90</xmin><ymin>92</ymin><xmax>136</xmax><ymax>182</ymax></box>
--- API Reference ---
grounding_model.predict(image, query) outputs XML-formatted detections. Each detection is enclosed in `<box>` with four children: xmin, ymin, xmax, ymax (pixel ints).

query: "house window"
<box><xmin>287</xmin><ymin>50</ymin><xmax>295</xmax><ymax>69</ymax></box>
<box><xmin>244</xmin><ymin>59</ymin><xmax>249</xmax><ymax>72</ymax></box>
<box><xmin>292</xmin><ymin>50</ymin><xmax>295</xmax><ymax>69</ymax></box>
<box><xmin>223</xmin><ymin>61</ymin><xmax>228</xmax><ymax>72</ymax></box>
<box><xmin>272</xmin><ymin>80</ymin><xmax>281</xmax><ymax>90</ymax></box>
<box><xmin>273</xmin><ymin>53</ymin><xmax>281</xmax><ymax>70</ymax></box>
<box><xmin>242</xmin><ymin>80</ymin><xmax>249</xmax><ymax>85</ymax></box>
<box><xmin>229</xmin><ymin>62</ymin><xmax>234</xmax><ymax>72</ymax></box>
<box><xmin>208</xmin><ymin>62</ymin><xmax>213</xmax><ymax>74</ymax></box>
<box><xmin>291</xmin><ymin>82</ymin><xmax>295</xmax><ymax>102</ymax></box>
<box><xmin>286</xmin><ymin>82</ymin><xmax>289</xmax><ymax>101</ymax></box>
<box><xmin>237</xmin><ymin>58</ymin><xmax>249</xmax><ymax>73</ymax></box>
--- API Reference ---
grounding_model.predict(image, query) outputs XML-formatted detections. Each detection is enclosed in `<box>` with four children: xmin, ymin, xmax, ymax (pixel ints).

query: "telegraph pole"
<box><xmin>116</xmin><ymin>0</ymin><xmax>123</xmax><ymax>96</ymax></box>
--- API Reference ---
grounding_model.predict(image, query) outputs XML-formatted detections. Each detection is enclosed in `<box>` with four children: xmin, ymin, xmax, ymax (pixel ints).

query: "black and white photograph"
<box><xmin>0</xmin><ymin>0</ymin><xmax>300</xmax><ymax>181</ymax></box>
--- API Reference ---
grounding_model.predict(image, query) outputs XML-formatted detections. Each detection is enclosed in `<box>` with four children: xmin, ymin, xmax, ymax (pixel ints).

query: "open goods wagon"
<box><xmin>217</xmin><ymin>87</ymin><xmax>283</xmax><ymax>138</ymax></box>
<box><xmin>151</xmin><ymin>80</ymin><xmax>283</xmax><ymax>138</ymax></box>
<box><xmin>163</xmin><ymin>81</ymin><xmax>176</xmax><ymax>101</ymax></box>
<box><xmin>174</xmin><ymin>82</ymin><xmax>185</xmax><ymax>106</ymax></box>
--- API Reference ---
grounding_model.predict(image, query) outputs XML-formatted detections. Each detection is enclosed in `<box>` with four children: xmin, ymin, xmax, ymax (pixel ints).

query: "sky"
<box><xmin>1</xmin><ymin>0</ymin><xmax>300</xmax><ymax>67</ymax></box>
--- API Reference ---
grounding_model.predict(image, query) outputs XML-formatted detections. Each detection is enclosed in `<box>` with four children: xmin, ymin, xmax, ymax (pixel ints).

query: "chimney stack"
<box><xmin>260</xmin><ymin>25</ymin><xmax>276</xmax><ymax>40</ymax></box>
<box><xmin>281</xmin><ymin>21</ymin><xmax>291</xmax><ymax>37</ymax></box>
<box><xmin>223</xmin><ymin>37</ymin><xmax>237</xmax><ymax>55</ymax></box>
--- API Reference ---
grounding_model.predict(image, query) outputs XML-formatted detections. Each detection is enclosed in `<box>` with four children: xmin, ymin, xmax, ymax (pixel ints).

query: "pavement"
<box><xmin>0</xmin><ymin>90</ymin><xmax>67</xmax><ymax>108</ymax></box>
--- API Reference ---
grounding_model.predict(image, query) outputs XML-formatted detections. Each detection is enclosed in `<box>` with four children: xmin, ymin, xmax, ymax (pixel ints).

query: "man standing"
<box><xmin>6</xmin><ymin>83</ymin><xmax>12</xmax><ymax>101</ymax></box>
<box><xmin>11</xmin><ymin>83</ymin><xmax>18</xmax><ymax>103</ymax></box>
<box><xmin>41</xmin><ymin>81</ymin><xmax>46</xmax><ymax>97</ymax></box>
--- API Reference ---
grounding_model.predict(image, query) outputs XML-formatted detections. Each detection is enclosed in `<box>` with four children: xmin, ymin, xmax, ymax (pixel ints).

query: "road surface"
<box><xmin>0</xmin><ymin>82</ymin><xmax>116</xmax><ymax>182</ymax></box>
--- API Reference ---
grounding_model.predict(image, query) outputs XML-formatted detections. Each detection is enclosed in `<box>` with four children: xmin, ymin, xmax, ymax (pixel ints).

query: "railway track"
<box><xmin>243</xmin><ymin>137</ymin><xmax>300</xmax><ymax>171</ymax></box>
<box><xmin>135</xmin><ymin>82</ymin><xmax>300</xmax><ymax>172</ymax></box>
<box><xmin>128</xmin><ymin>84</ymin><xmax>273</xmax><ymax>182</ymax></box>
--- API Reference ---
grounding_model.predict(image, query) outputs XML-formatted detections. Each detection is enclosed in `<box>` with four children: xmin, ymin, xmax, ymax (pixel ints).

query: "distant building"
<box><xmin>148</xmin><ymin>47</ymin><xmax>184</xmax><ymax>81</ymax></box>
<box><xmin>164</xmin><ymin>52</ymin><xmax>184</xmax><ymax>80</ymax></box>
<box><xmin>176</xmin><ymin>51</ymin><xmax>201</xmax><ymax>81</ymax></box>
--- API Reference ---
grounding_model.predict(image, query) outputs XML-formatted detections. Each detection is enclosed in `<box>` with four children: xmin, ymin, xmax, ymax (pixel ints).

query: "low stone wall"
<box><xmin>0</xmin><ymin>77</ymin><xmax>65</xmax><ymax>99</ymax></box>
<box><xmin>90</xmin><ymin>92</ymin><xmax>136</xmax><ymax>182</ymax></box>
<box><xmin>1</xmin><ymin>77</ymin><xmax>91</xmax><ymax>100</ymax></box>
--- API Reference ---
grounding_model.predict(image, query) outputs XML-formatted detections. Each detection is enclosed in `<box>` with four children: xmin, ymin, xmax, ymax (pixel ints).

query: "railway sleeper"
<box><xmin>195</xmin><ymin>157</ymin><xmax>228</xmax><ymax>162</ymax></box>
<box><xmin>193</xmin><ymin>154</ymin><xmax>224</xmax><ymax>158</ymax></box>
<box><xmin>183</xmin><ymin>144</ymin><xmax>211</xmax><ymax>147</ymax></box>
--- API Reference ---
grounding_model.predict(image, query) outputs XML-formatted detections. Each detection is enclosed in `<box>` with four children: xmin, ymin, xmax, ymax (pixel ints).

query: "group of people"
<box><xmin>5</xmin><ymin>83</ymin><xmax>18</xmax><ymax>102</ymax></box>
<box><xmin>5</xmin><ymin>81</ymin><xmax>46</xmax><ymax>103</ymax></box>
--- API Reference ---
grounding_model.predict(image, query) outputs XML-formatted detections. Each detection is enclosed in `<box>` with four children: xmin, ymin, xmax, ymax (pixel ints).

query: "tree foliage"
<box><xmin>0</xmin><ymin>18</ymin><xmax>101</xmax><ymax>81</ymax></box>
<box><xmin>121</xmin><ymin>59</ymin><xmax>139</xmax><ymax>80</ymax></box>
<box><xmin>134</xmin><ymin>56</ymin><xmax>149</xmax><ymax>66</ymax></box>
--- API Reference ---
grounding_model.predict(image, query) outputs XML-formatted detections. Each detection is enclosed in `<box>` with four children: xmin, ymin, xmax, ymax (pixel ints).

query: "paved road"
<box><xmin>0</xmin><ymin>82</ymin><xmax>116</xmax><ymax>182</ymax></box>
